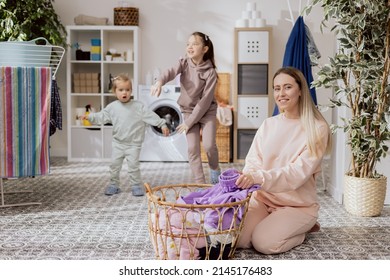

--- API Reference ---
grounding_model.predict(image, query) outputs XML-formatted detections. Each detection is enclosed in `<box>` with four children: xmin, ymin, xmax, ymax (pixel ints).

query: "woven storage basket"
<box><xmin>145</xmin><ymin>183</ymin><xmax>252</xmax><ymax>260</ymax></box>
<box><xmin>114</xmin><ymin>7</ymin><xmax>139</xmax><ymax>26</ymax></box>
<box><xmin>215</xmin><ymin>73</ymin><xmax>230</xmax><ymax>105</ymax></box>
<box><xmin>200</xmin><ymin>72</ymin><xmax>232</xmax><ymax>163</ymax></box>
<box><xmin>201</xmin><ymin>122</ymin><xmax>231</xmax><ymax>163</ymax></box>
<box><xmin>344</xmin><ymin>175</ymin><xmax>387</xmax><ymax>217</ymax></box>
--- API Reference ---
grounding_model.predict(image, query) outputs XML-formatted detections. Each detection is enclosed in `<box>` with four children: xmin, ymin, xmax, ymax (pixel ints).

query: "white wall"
<box><xmin>49</xmin><ymin>0</ymin><xmax>390</xmax><ymax>205</ymax></box>
<box><xmin>50</xmin><ymin>0</ymin><xmax>335</xmax><ymax>156</ymax></box>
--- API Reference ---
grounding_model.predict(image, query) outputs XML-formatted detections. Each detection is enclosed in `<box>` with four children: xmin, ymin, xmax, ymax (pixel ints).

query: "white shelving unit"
<box><xmin>66</xmin><ymin>25</ymin><xmax>139</xmax><ymax>162</ymax></box>
<box><xmin>233</xmin><ymin>27</ymin><xmax>272</xmax><ymax>162</ymax></box>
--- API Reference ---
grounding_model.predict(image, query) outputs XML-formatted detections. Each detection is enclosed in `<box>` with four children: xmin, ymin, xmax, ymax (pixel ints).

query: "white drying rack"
<box><xmin>0</xmin><ymin>179</ymin><xmax>41</xmax><ymax>208</ymax></box>
<box><xmin>0</xmin><ymin>38</ymin><xmax>65</xmax><ymax>208</ymax></box>
<box><xmin>0</xmin><ymin>37</ymin><xmax>65</xmax><ymax>79</ymax></box>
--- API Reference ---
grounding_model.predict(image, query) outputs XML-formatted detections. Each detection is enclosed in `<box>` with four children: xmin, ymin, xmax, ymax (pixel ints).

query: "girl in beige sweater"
<box><xmin>152</xmin><ymin>31</ymin><xmax>221</xmax><ymax>184</ymax></box>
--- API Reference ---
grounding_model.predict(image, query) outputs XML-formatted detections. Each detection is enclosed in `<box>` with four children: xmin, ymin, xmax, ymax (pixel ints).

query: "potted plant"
<box><xmin>305</xmin><ymin>0</ymin><xmax>390</xmax><ymax>216</ymax></box>
<box><xmin>105</xmin><ymin>51</ymin><xmax>113</xmax><ymax>61</ymax></box>
<box><xmin>0</xmin><ymin>0</ymin><xmax>66</xmax><ymax>47</ymax></box>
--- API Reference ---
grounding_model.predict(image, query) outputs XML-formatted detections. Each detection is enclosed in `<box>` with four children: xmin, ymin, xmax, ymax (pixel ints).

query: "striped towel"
<box><xmin>0</xmin><ymin>66</ymin><xmax>51</xmax><ymax>178</ymax></box>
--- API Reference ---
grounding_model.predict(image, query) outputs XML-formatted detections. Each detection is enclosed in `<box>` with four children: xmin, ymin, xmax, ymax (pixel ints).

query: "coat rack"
<box><xmin>285</xmin><ymin>0</ymin><xmax>309</xmax><ymax>26</ymax></box>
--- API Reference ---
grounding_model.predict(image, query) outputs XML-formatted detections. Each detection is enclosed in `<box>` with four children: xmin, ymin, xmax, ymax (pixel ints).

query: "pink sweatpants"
<box><xmin>237</xmin><ymin>194</ymin><xmax>318</xmax><ymax>254</ymax></box>
<box><xmin>184</xmin><ymin>112</ymin><xmax>219</xmax><ymax>184</ymax></box>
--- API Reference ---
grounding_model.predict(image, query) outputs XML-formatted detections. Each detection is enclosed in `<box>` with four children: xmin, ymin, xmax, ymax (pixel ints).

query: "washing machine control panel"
<box><xmin>161</xmin><ymin>85</ymin><xmax>180</xmax><ymax>96</ymax></box>
<box><xmin>137</xmin><ymin>85</ymin><xmax>180</xmax><ymax>101</ymax></box>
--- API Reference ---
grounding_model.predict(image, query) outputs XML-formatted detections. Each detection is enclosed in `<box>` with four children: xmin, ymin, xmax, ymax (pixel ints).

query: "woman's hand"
<box><xmin>151</xmin><ymin>81</ymin><xmax>162</xmax><ymax>97</ymax></box>
<box><xmin>236</xmin><ymin>173</ymin><xmax>255</xmax><ymax>189</ymax></box>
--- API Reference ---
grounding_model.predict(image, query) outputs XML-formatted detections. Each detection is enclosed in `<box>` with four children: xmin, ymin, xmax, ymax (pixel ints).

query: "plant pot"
<box><xmin>344</xmin><ymin>175</ymin><xmax>387</xmax><ymax>217</ymax></box>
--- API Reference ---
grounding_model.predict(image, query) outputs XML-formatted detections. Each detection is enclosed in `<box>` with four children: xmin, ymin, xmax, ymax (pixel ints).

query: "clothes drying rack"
<box><xmin>0</xmin><ymin>37</ymin><xmax>65</xmax><ymax>79</ymax></box>
<box><xmin>0</xmin><ymin>38</ymin><xmax>65</xmax><ymax>208</ymax></box>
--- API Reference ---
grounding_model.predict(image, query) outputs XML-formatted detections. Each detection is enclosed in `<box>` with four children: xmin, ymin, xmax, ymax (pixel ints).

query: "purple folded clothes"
<box><xmin>179</xmin><ymin>168</ymin><xmax>261</xmax><ymax>230</ymax></box>
<box><xmin>219</xmin><ymin>168</ymin><xmax>241</xmax><ymax>193</ymax></box>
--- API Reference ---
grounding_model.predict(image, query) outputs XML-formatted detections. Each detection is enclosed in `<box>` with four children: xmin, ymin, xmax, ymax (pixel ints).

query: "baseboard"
<box><xmin>385</xmin><ymin>192</ymin><xmax>390</xmax><ymax>205</ymax></box>
<box><xmin>327</xmin><ymin>181</ymin><xmax>343</xmax><ymax>204</ymax></box>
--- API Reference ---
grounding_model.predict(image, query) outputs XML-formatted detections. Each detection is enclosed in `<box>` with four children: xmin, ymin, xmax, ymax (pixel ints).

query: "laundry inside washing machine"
<box><xmin>152</xmin><ymin>105</ymin><xmax>182</xmax><ymax>135</ymax></box>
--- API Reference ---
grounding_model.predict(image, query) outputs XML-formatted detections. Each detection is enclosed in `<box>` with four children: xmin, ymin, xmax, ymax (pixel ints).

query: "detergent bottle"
<box><xmin>83</xmin><ymin>104</ymin><xmax>92</xmax><ymax>126</ymax></box>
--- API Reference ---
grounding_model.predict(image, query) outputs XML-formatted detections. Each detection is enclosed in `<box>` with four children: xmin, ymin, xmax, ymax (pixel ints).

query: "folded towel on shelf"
<box><xmin>74</xmin><ymin>14</ymin><xmax>109</xmax><ymax>25</ymax></box>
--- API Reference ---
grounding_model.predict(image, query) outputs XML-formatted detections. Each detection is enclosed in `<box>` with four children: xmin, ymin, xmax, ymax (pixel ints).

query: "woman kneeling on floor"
<box><xmin>235</xmin><ymin>67</ymin><xmax>332</xmax><ymax>254</ymax></box>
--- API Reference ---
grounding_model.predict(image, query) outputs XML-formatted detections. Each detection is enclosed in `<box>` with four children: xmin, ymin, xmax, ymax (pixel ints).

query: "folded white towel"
<box><xmin>74</xmin><ymin>14</ymin><xmax>109</xmax><ymax>25</ymax></box>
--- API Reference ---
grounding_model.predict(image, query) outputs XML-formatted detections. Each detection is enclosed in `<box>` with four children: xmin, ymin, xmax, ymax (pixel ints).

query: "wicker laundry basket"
<box><xmin>145</xmin><ymin>183</ymin><xmax>252</xmax><ymax>260</ymax></box>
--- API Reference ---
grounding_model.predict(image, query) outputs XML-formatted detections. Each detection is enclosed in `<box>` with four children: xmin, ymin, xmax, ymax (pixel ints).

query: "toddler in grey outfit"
<box><xmin>83</xmin><ymin>74</ymin><xmax>169</xmax><ymax>196</ymax></box>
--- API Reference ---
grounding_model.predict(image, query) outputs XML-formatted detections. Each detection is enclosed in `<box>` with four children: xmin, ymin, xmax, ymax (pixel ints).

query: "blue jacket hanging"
<box><xmin>273</xmin><ymin>16</ymin><xmax>318</xmax><ymax>115</ymax></box>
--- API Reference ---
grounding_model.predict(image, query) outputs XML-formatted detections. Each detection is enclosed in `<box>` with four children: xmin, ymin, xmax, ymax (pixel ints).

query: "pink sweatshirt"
<box><xmin>243</xmin><ymin>113</ymin><xmax>329</xmax><ymax>216</ymax></box>
<box><xmin>159</xmin><ymin>58</ymin><xmax>218</xmax><ymax>129</ymax></box>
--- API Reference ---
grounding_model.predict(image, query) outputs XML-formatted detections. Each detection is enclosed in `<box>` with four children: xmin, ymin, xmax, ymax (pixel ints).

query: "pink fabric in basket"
<box><xmin>153</xmin><ymin>208</ymin><xmax>206</xmax><ymax>260</ymax></box>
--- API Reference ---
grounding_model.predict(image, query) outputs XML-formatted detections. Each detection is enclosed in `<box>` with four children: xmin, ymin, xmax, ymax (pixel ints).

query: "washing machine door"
<box><xmin>140</xmin><ymin>99</ymin><xmax>188</xmax><ymax>161</ymax></box>
<box><xmin>149</xmin><ymin>99</ymin><xmax>183</xmax><ymax>136</ymax></box>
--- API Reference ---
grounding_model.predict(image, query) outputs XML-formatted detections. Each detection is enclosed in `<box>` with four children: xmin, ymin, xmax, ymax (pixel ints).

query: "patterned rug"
<box><xmin>0</xmin><ymin>157</ymin><xmax>389</xmax><ymax>260</ymax></box>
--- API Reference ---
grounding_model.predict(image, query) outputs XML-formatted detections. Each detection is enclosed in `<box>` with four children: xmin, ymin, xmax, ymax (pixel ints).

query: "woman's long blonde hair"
<box><xmin>273</xmin><ymin>67</ymin><xmax>332</xmax><ymax>157</ymax></box>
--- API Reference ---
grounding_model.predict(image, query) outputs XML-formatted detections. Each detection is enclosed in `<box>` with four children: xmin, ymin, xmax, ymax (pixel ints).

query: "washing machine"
<box><xmin>136</xmin><ymin>85</ymin><xmax>188</xmax><ymax>161</ymax></box>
